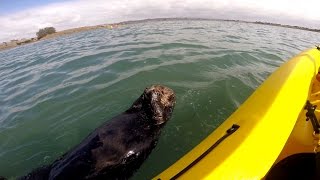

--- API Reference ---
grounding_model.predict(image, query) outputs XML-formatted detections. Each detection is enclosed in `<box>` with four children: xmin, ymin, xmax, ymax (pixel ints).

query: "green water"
<box><xmin>0</xmin><ymin>20</ymin><xmax>319</xmax><ymax>179</ymax></box>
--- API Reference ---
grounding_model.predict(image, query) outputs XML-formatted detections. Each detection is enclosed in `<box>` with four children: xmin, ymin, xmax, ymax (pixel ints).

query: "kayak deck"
<box><xmin>271</xmin><ymin>70</ymin><xmax>320</xmax><ymax>167</ymax></box>
<box><xmin>154</xmin><ymin>48</ymin><xmax>320</xmax><ymax>180</ymax></box>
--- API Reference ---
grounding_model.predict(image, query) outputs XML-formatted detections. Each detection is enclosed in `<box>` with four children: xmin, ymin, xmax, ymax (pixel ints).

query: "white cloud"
<box><xmin>0</xmin><ymin>0</ymin><xmax>320</xmax><ymax>42</ymax></box>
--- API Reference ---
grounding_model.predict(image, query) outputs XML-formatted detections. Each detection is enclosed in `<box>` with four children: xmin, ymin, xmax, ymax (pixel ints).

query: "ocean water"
<box><xmin>0</xmin><ymin>20</ymin><xmax>319</xmax><ymax>179</ymax></box>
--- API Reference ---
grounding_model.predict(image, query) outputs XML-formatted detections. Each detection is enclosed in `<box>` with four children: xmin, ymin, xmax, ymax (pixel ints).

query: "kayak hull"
<box><xmin>154</xmin><ymin>48</ymin><xmax>320</xmax><ymax>180</ymax></box>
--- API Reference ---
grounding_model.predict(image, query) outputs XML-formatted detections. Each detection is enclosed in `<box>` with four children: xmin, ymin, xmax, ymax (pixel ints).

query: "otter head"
<box><xmin>129</xmin><ymin>85</ymin><xmax>176</xmax><ymax>125</ymax></box>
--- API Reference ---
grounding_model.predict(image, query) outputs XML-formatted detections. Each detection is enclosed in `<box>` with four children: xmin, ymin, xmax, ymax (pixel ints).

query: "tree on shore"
<box><xmin>36</xmin><ymin>27</ymin><xmax>56</xmax><ymax>39</ymax></box>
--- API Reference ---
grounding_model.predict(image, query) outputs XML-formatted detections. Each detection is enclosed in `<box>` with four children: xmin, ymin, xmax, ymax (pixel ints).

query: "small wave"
<box><xmin>0</xmin><ymin>20</ymin><xmax>318</xmax><ymax>179</ymax></box>
<box><xmin>180</xmin><ymin>27</ymin><xmax>206</xmax><ymax>30</ymax></box>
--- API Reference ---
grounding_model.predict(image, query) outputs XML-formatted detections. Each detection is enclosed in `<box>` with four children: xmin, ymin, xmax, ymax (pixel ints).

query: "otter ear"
<box><xmin>143</xmin><ymin>88</ymin><xmax>151</xmax><ymax>96</ymax></box>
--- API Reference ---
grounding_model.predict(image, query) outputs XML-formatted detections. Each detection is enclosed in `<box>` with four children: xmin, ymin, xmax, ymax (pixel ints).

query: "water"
<box><xmin>0</xmin><ymin>20</ymin><xmax>319</xmax><ymax>179</ymax></box>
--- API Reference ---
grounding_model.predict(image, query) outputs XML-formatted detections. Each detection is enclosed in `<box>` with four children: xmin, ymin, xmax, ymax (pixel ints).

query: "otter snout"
<box><xmin>145</xmin><ymin>85</ymin><xmax>176</xmax><ymax>125</ymax></box>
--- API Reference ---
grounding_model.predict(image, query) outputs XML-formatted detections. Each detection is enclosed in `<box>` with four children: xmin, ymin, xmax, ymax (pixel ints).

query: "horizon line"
<box><xmin>3</xmin><ymin>17</ymin><xmax>320</xmax><ymax>43</ymax></box>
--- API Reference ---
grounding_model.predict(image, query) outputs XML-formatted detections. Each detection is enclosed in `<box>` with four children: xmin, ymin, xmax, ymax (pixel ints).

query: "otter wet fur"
<box><xmin>16</xmin><ymin>85</ymin><xmax>176</xmax><ymax>180</ymax></box>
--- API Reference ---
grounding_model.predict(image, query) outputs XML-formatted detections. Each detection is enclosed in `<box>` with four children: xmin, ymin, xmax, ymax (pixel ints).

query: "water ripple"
<box><xmin>0</xmin><ymin>20</ymin><xmax>320</xmax><ymax>179</ymax></box>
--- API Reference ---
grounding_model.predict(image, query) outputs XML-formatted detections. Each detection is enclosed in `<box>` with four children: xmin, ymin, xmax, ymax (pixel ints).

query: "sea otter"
<box><xmin>17</xmin><ymin>85</ymin><xmax>176</xmax><ymax>180</ymax></box>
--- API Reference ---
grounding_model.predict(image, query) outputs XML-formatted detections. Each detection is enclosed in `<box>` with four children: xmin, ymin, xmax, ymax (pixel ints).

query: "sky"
<box><xmin>0</xmin><ymin>0</ymin><xmax>320</xmax><ymax>42</ymax></box>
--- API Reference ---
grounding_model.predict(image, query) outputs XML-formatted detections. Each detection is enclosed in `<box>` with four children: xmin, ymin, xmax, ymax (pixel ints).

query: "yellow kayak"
<box><xmin>154</xmin><ymin>48</ymin><xmax>320</xmax><ymax>179</ymax></box>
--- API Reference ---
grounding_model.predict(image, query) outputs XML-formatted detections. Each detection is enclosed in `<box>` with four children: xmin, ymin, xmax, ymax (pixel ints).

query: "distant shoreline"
<box><xmin>1</xmin><ymin>18</ymin><xmax>319</xmax><ymax>51</ymax></box>
<box><xmin>0</xmin><ymin>23</ymin><xmax>122</xmax><ymax>51</ymax></box>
